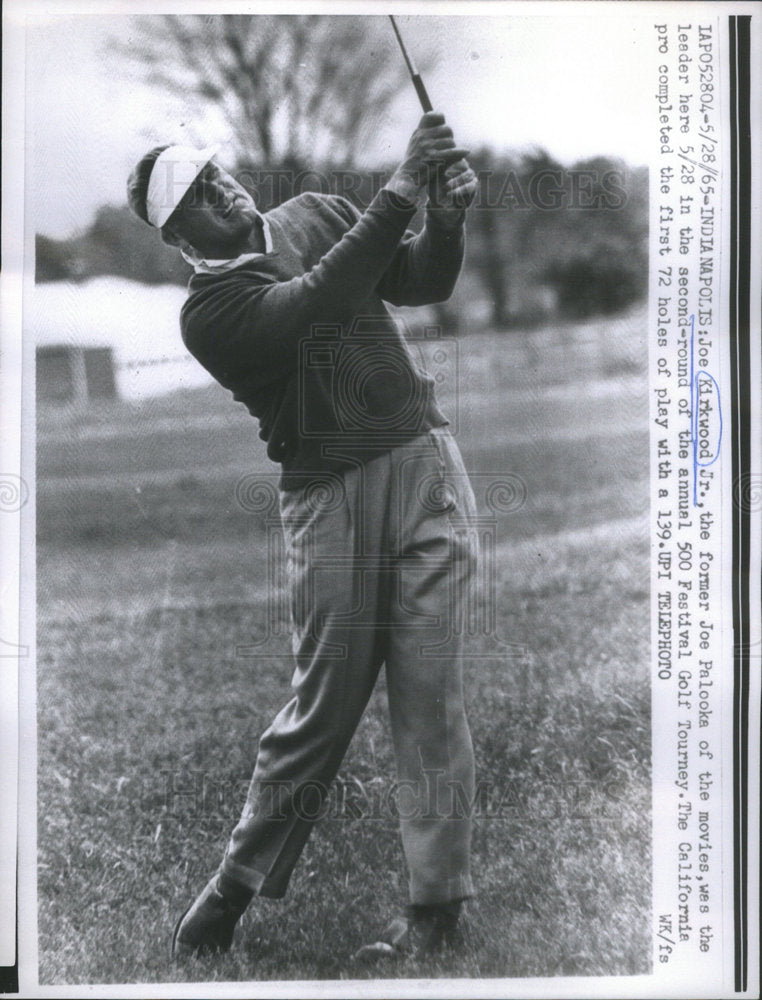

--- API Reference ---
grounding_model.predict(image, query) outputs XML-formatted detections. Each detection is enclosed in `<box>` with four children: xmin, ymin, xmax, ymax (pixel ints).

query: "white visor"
<box><xmin>145</xmin><ymin>144</ymin><xmax>220</xmax><ymax>228</ymax></box>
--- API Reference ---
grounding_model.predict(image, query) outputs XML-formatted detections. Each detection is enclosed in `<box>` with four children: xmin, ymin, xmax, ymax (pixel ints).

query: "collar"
<box><xmin>182</xmin><ymin>215</ymin><xmax>273</xmax><ymax>274</ymax></box>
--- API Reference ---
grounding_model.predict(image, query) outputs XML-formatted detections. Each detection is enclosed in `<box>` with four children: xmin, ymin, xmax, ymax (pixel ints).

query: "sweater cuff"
<box><xmin>373</xmin><ymin>184</ymin><xmax>423</xmax><ymax>219</ymax></box>
<box><xmin>424</xmin><ymin>206</ymin><xmax>467</xmax><ymax>232</ymax></box>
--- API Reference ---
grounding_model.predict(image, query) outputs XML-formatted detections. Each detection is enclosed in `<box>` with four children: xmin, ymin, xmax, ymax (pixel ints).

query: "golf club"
<box><xmin>388</xmin><ymin>15</ymin><xmax>433</xmax><ymax>113</ymax></box>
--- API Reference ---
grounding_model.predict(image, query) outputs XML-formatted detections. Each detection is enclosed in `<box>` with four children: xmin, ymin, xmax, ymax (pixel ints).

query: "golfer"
<box><xmin>127</xmin><ymin>112</ymin><xmax>479</xmax><ymax>961</ymax></box>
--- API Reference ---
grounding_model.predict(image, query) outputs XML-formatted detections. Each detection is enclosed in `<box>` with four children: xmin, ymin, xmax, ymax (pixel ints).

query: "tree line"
<box><xmin>36</xmin><ymin>150</ymin><xmax>647</xmax><ymax>329</ymax></box>
<box><xmin>37</xmin><ymin>14</ymin><xmax>648</xmax><ymax>329</ymax></box>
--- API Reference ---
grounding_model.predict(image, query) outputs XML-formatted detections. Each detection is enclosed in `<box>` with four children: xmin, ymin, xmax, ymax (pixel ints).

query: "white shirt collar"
<box><xmin>182</xmin><ymin>215</ymin><xmax>273</xmax><ymax>274</ymax></box>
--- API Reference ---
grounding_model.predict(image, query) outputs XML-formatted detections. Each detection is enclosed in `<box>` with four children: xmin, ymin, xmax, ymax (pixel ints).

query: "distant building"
<box><xmin>30</xmin><ymin>277</ymin><xmax>210</xmax><ymax>402</ymax></box>
<box><xmin>36</xmin><ymin>345</ymin><xmax>117</xmax><ymax>405</ymax></box>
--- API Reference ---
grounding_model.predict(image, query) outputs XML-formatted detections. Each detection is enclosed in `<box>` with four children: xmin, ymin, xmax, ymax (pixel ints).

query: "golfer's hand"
<box><xmin>386</xmin><ymin>112</ymin><xmax>470</xmax><ymax>204</ymax></box>
<box><xmin>427</xmin><ymin>159</ymin><xmax>478</xmax><ymax>225</ymax></box>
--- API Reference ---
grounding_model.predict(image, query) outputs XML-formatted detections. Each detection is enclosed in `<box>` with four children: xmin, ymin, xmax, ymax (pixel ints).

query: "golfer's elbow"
<box><xmin>383</xmin><ymin>289</ymin><xmax>449</xmax><ymax>308</ymax></box>
<box><xmin>400</xmin><ymin>273</ymin><xmax>460</xmax><ymax>306</ymax></box>
<box><xmin>425</xmin><ymin>272</ymin><xmax>459</xmax><ymax>304</ymax></box>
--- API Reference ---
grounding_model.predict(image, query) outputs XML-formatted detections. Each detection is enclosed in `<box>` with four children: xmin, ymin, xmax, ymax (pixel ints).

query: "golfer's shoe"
<box><xmin>171</xmin><ymin>874</ymin><xmax>252</xmax><ymax>959</ymax></box>
<box><xmin>353</xmin><ymin>902</ymin><xmax>463</xmax><ymax>963</ymax></box>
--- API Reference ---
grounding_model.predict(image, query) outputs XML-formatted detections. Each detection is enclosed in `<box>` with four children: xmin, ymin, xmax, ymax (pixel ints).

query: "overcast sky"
<box><xmin>26</xmin><ymin>11</ymin><xmax>653</xmax><ymax>239</ymax></box>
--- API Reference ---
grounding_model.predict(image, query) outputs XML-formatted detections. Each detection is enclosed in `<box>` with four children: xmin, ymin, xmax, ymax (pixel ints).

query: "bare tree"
<box><xmin>111</xmin><ymin>14</ymin><xmax>432</xmax><ymax>168</ymax></box>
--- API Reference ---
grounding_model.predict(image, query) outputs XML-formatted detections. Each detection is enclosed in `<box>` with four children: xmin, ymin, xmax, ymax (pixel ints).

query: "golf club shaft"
<box><xmin>389</xmin><ymin>15</ymin><xmax>433</xmax><ymax>113</ymax></box>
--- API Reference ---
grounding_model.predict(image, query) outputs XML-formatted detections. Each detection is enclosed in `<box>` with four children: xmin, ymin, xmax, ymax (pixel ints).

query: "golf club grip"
<box><xmin>412</xmin><ymin>75</ymin><xmax>433</xmax><ymax>113</ymax></box>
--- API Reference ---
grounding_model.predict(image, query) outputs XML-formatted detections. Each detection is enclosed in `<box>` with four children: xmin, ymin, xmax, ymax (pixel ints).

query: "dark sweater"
<box><xmin>180</xmin><ymin>187</ymin><xmax>464</xmax><ymax>488</ymax></box>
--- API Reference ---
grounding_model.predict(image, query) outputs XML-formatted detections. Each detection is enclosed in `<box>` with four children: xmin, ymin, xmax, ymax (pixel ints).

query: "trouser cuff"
<box><xmin>220</xmin><ymin>856</ymin><xmax>288</xmax><ymax>899</ymax></box>
<box><xmin>409</xmin><ymin>873</ymin><xmax>474</xmax><ymax>905</ymax></box>
<box><xmin>216</xmin><ymin>870</ymin><xmax>255</xmax><ymax>908</ymax></box>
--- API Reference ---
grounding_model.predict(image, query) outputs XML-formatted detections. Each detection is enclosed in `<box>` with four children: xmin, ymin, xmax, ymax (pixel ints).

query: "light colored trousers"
<box><xmin>221</xmin><ymin>427</ymin><xmax>477</xmax><ymax>904</ymax></box>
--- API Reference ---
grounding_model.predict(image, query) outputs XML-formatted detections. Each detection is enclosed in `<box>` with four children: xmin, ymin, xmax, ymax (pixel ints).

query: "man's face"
<box><xmin>165</xmin><ymin>160</ymin><xmax>259</xmax><ymax>256</ymax></box>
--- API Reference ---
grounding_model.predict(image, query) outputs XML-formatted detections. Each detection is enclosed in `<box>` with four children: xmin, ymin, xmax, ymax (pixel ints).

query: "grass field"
<box><xmin>36</xmin><ymin>306</ymin><xmax>652</xmax><ymax>985</ymax></box>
